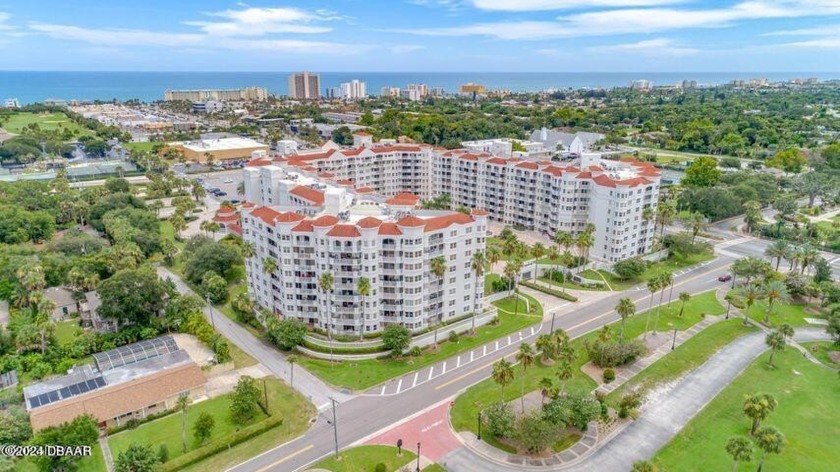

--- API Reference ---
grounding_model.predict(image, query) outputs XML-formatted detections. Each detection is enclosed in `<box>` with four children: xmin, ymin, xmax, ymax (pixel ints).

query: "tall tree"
<box><xmin>176</xmin><ymin>393</ymin><xmax>191</xmax><ymax>453</ymax></box>
<box><xmin>555</xmin><ymin>360</ymin><xmax>573</xmax><ymax>395</ymax></box>
<box><xmin>743</xmin><ymin>393</ymin><xmax>777</xmax><ymax>435</ymax></box>
<box><xmin>471</xmin><ymin>251</ymin><xmax>486</xmax><ymax>333</ymax></box>
<box><xmin>515</xmin><ymin>343</ymin><xmax>535</xmax><ymax>413</ymax></box>
<box><xmin>763</xmin><ymin>281</ymin><xmax>789</xmax><ymax>321</ymax></box>
<box><xmin>530</xmin><ymin>243</ymin><xmax>546</xmax><ymax>283</ymax></box>
<box><xmin>319</xmin><ymin>271</ymin><xmax>334</xmax><ymax>342</ymax></box>
<box><xmin>356</xmin><ymin>276</ymin><xmax>370</xmax><ymax>340</ymax></box>
<box><xmin>765</xmin><ymin>240</ymin><xmax>789</xmax><ymax>271</ymax></box>
<box><xmin>115</xmin><ymin>442</ymin><xmax>159</xmax><ymax>472</ymax></box>
<box><xmin>725</xmin><ymin>436</ymin><xmax>753</xmax><ymax>472</ymax></box>
<box><xmin>683</xmin><ymin>155</ymin><xmax>721</xmax><ymax>187</ymax></box>
<box><xmin>653</xmin><ymin>272</ymin><xmax>673</xmax><ymax>332</ymax></box>
<box><xmin>754</xmin><ymin>426</ymin><xmax>785</xmax><ymax>472</ymax></box>
<box><xmin>491</xmin><ymin>358</ymin><xmax>514</xmax><ymax>401</ymax></box>
<box><xmin>764</xmin><ymin>330</ymin><xmax>786</xmax><ymax>367</ymax></box>
<box><xmin>615</xmin><ymin>297</ymin><xmax>635</xmax><ymax>343</ymax></box>
<box><xmin>644</xmin><ymin>277</ymin><xmax>660</xmax><ymax>339</ymax></box>
<box><xmin>678</xmin><ymin>292</ymin><xmax>691</xmax><ymax>318</ymax></box>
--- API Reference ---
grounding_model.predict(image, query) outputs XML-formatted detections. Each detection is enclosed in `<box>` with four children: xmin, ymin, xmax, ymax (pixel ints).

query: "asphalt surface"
<box><xmin>225</xmin><ymin>253</ymin><xmax>736</xmax><ymax>472</ymax></box>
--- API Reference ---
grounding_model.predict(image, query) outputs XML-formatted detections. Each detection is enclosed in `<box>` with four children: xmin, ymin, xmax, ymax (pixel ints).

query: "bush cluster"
<box><xmin>585</xmin><ymin>339</ymin><xmax>646</xmax><ymax>368</ymax></box>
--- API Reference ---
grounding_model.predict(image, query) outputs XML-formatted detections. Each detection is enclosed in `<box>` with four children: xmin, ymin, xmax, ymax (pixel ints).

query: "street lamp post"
<box><xmin>725</xmin><ymin>300</ymin><xmax>732</xmax><ymax>320</ymax></box>
<box><xmin>477</xmin><ymin>412</ymin><xmax>482</xmax><ymax>440</ymax></box>
<box><xmin>671</xmin><ymin>328</ymin><xmax>678</xmax><ymax>350</ymax></box>
<box><xmin>416</xmin><ymin>443</ymin><xmax>421</xmax><ymax>472</ymax></box>
<box><xmin>330</xmin><ymin>397</ymin><xmax>339</xmax><ymax>459</ymax></box>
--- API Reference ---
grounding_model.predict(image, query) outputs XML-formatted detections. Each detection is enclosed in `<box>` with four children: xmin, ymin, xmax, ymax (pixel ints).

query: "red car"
<box><xmin>718</xmin><ymin>274</ymin><xmax>732</xmax><ymax>282</ymax></box>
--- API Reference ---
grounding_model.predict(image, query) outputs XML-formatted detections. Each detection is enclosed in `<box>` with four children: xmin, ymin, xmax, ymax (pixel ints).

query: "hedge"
<box><xmin>520</xmin><ymin>281</ymin><xmax>578</xmax><ymax>302</ymax></box>
<box><xmin>158</xmin><ymin>415</ymin><xmax>284</xmax><ymax>472</ymax></box>
<box><xmin>300</xmin><ymin>340</ymin><xmax>386</xmax><ymax>355</ymax></box>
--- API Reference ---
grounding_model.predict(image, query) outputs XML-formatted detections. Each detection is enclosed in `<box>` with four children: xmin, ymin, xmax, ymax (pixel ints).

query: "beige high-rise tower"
<box><xmin>287</xmin><ymin>71</ymin><xmax>321</xmax><ymax>99</ymax></box>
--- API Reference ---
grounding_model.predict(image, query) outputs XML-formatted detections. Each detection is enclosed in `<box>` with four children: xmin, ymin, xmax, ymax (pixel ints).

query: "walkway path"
<box><xmin>156</xmin><ymin>266</ymin><xmax>351</xmax><ymax>411</ymax></box>
<box><xmin>99</xmin><ymin>436</ymin><xmax>114</xmax><ymax>472</ymax></box>
<box><xmin>440</xmin><ymin>327</ymin><xmax>831</xmax><ymax>471</ymax></box>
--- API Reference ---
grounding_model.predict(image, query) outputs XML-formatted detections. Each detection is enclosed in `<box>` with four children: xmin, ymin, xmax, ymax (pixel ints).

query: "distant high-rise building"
<box><xmin>380</xmin><ymin>86</ymin><xmax>401</xmax><ymax>97</ymax></box>
<box><xmin>680</xmin><ymin>80</ymin><xmax>697</xmax><ymax>89</ymax></box>
<box><xmin>405</xmin><ymin>83</ymin><xmax>428</xmax><ymax>98</ymax></box>
<box><xmin>288</xmin><ymin>71</ymin><xmax>321</xmax><ymax>99</ymax></box>
<box><xmin>164</xmin><ymin>87</ymin><xmax>268</xmax><ymax>102</ymax></box>
<box><xmin>339</xmin><ymin>80</ymin><xmax>367</xmax><ymax>100</ymax></box>
<box><xmin>429</xmin><ymin>87</ymin><xmax>446</xmax><ymax>97</ymax></box>
<box><xmin>4</xmin><ymin>98</ymin><xmax>20</xmax><ymax>109</ymax></box>
<box><xmin>459</xmin><ymin>82</ymin><xmax>486</xmax><ymax>96</ymax></box>
<box><xmin>629</xmin><ymin>80</ymin><xmax>652</xmax><ymax>90</ymax></box>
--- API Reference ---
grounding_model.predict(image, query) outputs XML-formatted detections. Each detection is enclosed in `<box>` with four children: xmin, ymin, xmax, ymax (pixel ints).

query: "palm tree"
<box><xmin>743</xmin><ymin>393</ymin><xmax>777</xmax><ymax>435</ymax></box>
<box><xmin>538</xmin><ymin>377</ymin><xmax>554</xmax><ymax>405</ymax></box>
<box><xmin>515</xmin><ymin>343</ymin><xmax>535</xmax><ymax>413</ymax></box>
<box><xmin>554</xmin><ymin>230</ymin><xmax>574</xmax><ymax>254</ymax></box>
<box><xmin>491</xmin><ymin>358</ymin><xmax>514</xmax><ymax>401</ymax></box>
<box><xmin>356</xmin><ymin>277</ymin><xmax>370</xmax><ymax>341</ymax></box>
<box><xmin>615</xmin><ymin>297</ymin><xmax>635</xmax><ymax>343</ymax></box>
<box><xmin>263</xmin><ymin>257</ymin><xmax>278</xmax><ymax>276</ymax></box>
<box><xmin>678</xmin><ymin>292</ymin><xmax>691</xmax><ymax>318</ymax></box>
<box><xmin>685</xmin><ymin>212</ymin><xmax>708</xmax><ymax>243</ymax></box>
<box><xmin>654</xmin><ymin>272</ymin><xmax>672</xmax><ymax>333</ymax></box>
<box><xmin>555</xmin><ymin>360</ymin><xmax>573</xmax><ymax>395</ymax></box>
<box><xmin>33</xmin><ymin>296</ymin><xmax>55</xmax><ymax>354</ymax></box>
<box><xmin>778</xmin><ymin>323</ymin><xmax>794</xmax><ymax>341</ymax></box>
<box><xmin>765</xmin><ymin>240</ymin><xmax>789</xmax><ymax>271</ymax></box>
<box><xmin>798</xmin><ymin>244</ymin><xmax>819</xmax><ymax>275</ymax></box>
<box><xmin>765</xmin><ymin>330</ymin><xmax>786</xmax><ymax>367</ymax></box>
<box><xmin>471</xmin><ymin>251</ymin><xmax>486</xmax><ymax>334</ymax></box>
<box><xmin>487</xmin><ymin>247</ymin><xmax>501</xmax><ymax>273</ymax></box>
<box><xmin>504</xmin><ymin>259</ymin><xmax>523</xmax><ymax>316</ymax></box>
<box><xmin>170</xmin><ymin>214</ymin><xmax>186</xmax><ymax>239</ymax></box>
<box><xmin>656</xmin><ymin>200</ymin><xmax>677</xmax><ymax>245</ymax></box>
<box><xmin>242</xmin><ymin>242</ymin><xmax>256</xmax><ymax>259</ymax></box>
<box><xmin>530</xmin><ymin>243</ymin><xmax>546</xmax><ymax>283</ymax></box>
<box><xmin>734</xmin><ymin>283</ymin><xmax>764</xmax><ymax>326</ymax></box>
<box><xmin>319</xmin><ymin>271</ymin><xmax>334</xmax><ymax>342</ymax></box>
<box><xmin>644</xmin><ymin>277</ymin><xmax>660</xmax><ymax>339</ymax></box>
<box><xmin>535</xmin><ymin>333</ymin><xmax>556</xmax><ymax>364</ymax></box>
<box><xmin>575</xmin><ymin>230</ymin><xmax>595</xmax><ymax>271</ymax></box>
<box><xmin>546</xmin><ymin>246</ymin><xmax>562</xmax><ymax>290</ymax></box>
<box><xmin>725</xmin><ymin>436</ymin><xmax>753</xmax><ymax>472</ymax></box>
<box><xmin>763</xmin><ymin>280</ymin><xmax>789</xmax><ymax>322</ymax></box>
<box><xmin>754</xmin><ymin>426</ymin><xmax>785</xmax><ymax>472</ymax></box>
<box><xmin>430</xmin><ymin>256</ymin><xmax>447</xmax><ymax>324</ymax></box>
<box><xmin>176</xmin><ymin>393</ymin><xmax>191</xmax><ymax>453</ymax></box>
<box><xmin>743</xmin><ymin>200</ymin><xmax>764</xmax><ymax>232</ymax></box>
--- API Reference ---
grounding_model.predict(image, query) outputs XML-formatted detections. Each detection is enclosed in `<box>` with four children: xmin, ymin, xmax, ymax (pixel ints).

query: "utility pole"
<box><xmin>671</xmin><ymin>329</ymin><xmax>678</xmax><ymax>350</ymax></box>
<box><xmin>206</xmin><ymin>293</ymin><xmax>215</xmax><ymax>329</ymax></box>
<box><xmin>330</xmin><ymin>397</ymin><xmax>339</xmax><ymax>458</ymax></box>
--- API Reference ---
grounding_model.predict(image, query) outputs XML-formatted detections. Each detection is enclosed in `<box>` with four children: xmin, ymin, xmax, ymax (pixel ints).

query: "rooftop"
<box><xmin>174</xmin><ymin>137</ymin><xmax>268</xmax><ymax>152</ymax></box>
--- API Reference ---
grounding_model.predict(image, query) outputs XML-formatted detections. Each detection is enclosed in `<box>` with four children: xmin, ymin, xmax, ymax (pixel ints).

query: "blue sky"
<box><xmin>0</xmin><ymin>0</ymin><xmax>838</xmax><ymax>71</ymax></box>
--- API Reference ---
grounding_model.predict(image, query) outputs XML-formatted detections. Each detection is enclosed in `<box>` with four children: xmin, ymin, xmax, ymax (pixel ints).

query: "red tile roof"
<box><xmin>423</xmin><ymin>213</ymin><xmax>474</xmax><ymax>232</ymax></box>
<box><xmin>311</xmin><ymin>215</ymin><xmax>339</xmax><ymax>227</ymax></box>
<box><xmin>336</xmin><ymin>179</ymin><xmax>354</xmax><ymax>186</ymax></box>
<box><xmin>291</xmin><ymin>220</ymin><xmax>314</xmax><ymax>232</ymax></box>
<box><xmin>356</xmin><ymin>216</ymin><xmax>383</xmax><ymax>229</ymax></box>
<box><xmin>459</xmin><ymin>154</ymin><xmax>479</xmax><ymax>161</ymax></box>
<box><xmin>396</xmin><ymin>215</ymin><xmax>425</xmax><ymax>227</ymax></box>
<box><xmin>486</xmin><ymin>157</ymin><xmax>507</xmax><ymax>166</ymax></box>
<box><xmin>592</xmin><ymin>174</ymin><xmax>615</xmax><ymax>187</ymax></box>
<box><xmin>245</xmin><ymin>158</ymin><xmax>272</xmax><ymax>167</ymax></box>
<box><xmin>289</xmin><ymin>186</ymin><xmax>325</xmax><ymax>205</ymax></box>
<box><xmin>471</xmin><ymin>209</ymin><xmax>489</xmax><ymax>216</ymax></box>
<box><xmin>372</xmin><ymin>145</ymin><xmax>422</xmax><ymax>153</ymax></box>
<box><xmin>241</xmin><ymin>202</ymin><xmax>256</xmax><ymax>208</ymax></box>
<box><xmin>227</xmin><ymin>224</ymin><xmax>243</xmax><ymax>235</ymax></box>
<box><xmin>576</xmin><ymin>172</ymin><xmax>593</xmax><ymax>179</ymax></box>
<box><xmin>213</xmin><ymin>213</ymin><xmax>240</xmax><ymax>223</ymax></box>
<box><xmin>301</xmin><ymin>166</ymin><xmax>318</xmax><ymax>172</ymax></box>
<box><xmin>386</xmin><ymin>192</ymin><xmax>420</xmax><ymax>206</ymax></box>
<box><xmin>542</xmin><ymin>165</ymin><xmax>563</xmax><ymax>177</ymax></box>
<box><xmin>355</xmin><ymin>186</ymin><xmax>375</xmax><ymax>194</ymax></box>
<box><xmin>249</xmin><ymin>206</ymin><xmax>282</xmax><ymax>225</ymax></box>
<box><xmin>353</xmin><ymin>131</ymin><xmax>372</xmax><ymax>136</ymax></box>
<box><xmin>275</xmin><ymin>212</ymin><xmax>306</xmax><ymax>223</ymax></box>
<box><xmin>515</xmin><ymin>161</ymin><xmax>539</xmax><ymax>170</ymax></box>
<box><xmin>318</xmin><ymin>172</ymin><xmax>336</xmax><ymax>178</ymax></box>
<box><xmin>327</xmin><ymin>225</ymin><xmax>362</xmax><ymax>238</ymax></box>
<box><xmin>378</xmin><ymin>223</ymin><xmax>402</xmax><ymax>235</ymax></box>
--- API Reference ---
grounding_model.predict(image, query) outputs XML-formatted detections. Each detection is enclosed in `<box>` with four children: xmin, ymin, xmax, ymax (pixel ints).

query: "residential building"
<box><xmin>192</xmin><ymin>100</ymin><xmax>224</xmax><ymax>113</ymax></box>
<box><xmin>78</xmin><ymin>291</ymin><xmax>118</xmax><ymax>333</ymax></box>
<box><xmin>168</xmin><ymin>137</ymin><xmax>270</xmax><ymax>163</ymax></box>
<box><xmin>24</xmin><ymin>337</ymin><xmax>205</xmax><ymax>431</ymax></box>
<box><xmin>459</xmin><ymin>83</ymin><xmax>486</xmax><ymax>96</ymax></box>
<box><xmin>461</xmin><ymin>138</ymin><xmax>550</xmax><ymax>160</ymax></box>
<box><xmin>429</xmin><ymin>87</ymin><xmax>446</xmax><ymax>97</ymax></box>
<box><xmin>529</xmin><ymin>128</ymin><xmax>606</xmax><ymax>155</ymax></box>
<box><xmin>43</xmin><ymin>287</ymin><xmax>77</xmax><ymax>321</ymax></box>
<box><xmin>629</xmin><ymin>80</ymin><xmax>652</xmax><ymax>90</ymax></box>
<box><xmin>288</xmin><ymin>71</ymin><xmax>321</xmax><ymax>99</ymax></box>
<box><xmin>240</xmin><ymin>167</ymin><xmax>488</xmax><ymax>335</ymax></box>
<box><xmin>400</xmin><ymin>88</ymin><xmax>423</xmax><ymax>102</ymax></box>
<box><xmin>4</xmin><ymin>98</ymin><xmax>20</xmax><ymax>109</ymax></box>
<box><xmin>44</xmin><ymin>98</ymin><xmax>68</xmax><ymax>107</ymax></box>
<box><xmin>380</xmin><ymin>87</ymin><xmax>401</xmax><ymax>98</ymax></box>
<box><xmin>163</xmin><ymin>87</ymin><xmax>268</xmax><ymax>102</ymax></box>
<box><xmin>340</xmin><ymin>80</ymin><xmax>367</xmax><ymax>100</ymax></box>
<box><xmin>680</xmin><ymin>80</ymin><xmax>698</xmax><ymax>89</ymax></box>
<box><xmin>405</xmin><ymin>84</ymin><xmax>428</xmax><ymax>98</ymax></box>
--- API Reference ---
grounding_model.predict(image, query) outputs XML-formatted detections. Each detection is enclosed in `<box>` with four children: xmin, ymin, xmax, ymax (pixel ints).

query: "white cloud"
<box><xmin>593</xmin><ymin>38</ymin><xmax>700</xmax><ymax>56</ymax></box>
<box><xmin>470</xmin><ymin>0</ymin><xmax>682</xmax><ymax>11</ymax></box>
<box><xmin>389</xmin><ymin>44</ymin><xmax>427</xmax><ymax>53</ymax></box>
<box><xmin>396</xmin><ymin>1</ymin><xmax>840</xmax><ymax>40</ymax></box>
<box><xmin>783</xmin><ymin>37</ymin><xmax>840</xmax><ymax>48</ymax></box>
<box><xmin>533</xmin><ymin>48</ymin><xmax>572</xmax><ymax>57</ymax></box>
<box><xmin>184</xmin><ymin>6</ymin><xmax>340</xmax><ymax>36</ymax></box>
<box><xmin>763</xmin><ymin>25</ymin><xmax>840</xmax><ymax>36</ymax></box>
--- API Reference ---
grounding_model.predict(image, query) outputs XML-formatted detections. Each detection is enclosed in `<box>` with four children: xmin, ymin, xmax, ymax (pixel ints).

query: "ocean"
<box><xmin>0</xmin><ymin>71</ymin><xmax>834</xmax><ymax>105</ymax></box>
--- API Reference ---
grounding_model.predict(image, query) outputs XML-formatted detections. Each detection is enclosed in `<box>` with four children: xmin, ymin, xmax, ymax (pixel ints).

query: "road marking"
<box><xmin>471</xmin><ymin>351</ymin><xmax>474</xmax><ymax>362</ymax></box>
<box><xmin>483</xmin><ymin>346</ymin><xmax>486</xmax><ymax>356</ymax></box>
<box><xmin>412</xmin><ymin>372</ymin><xmax>419</xmax><ymax>388</ymax></box>
<box><xmin>380</xmin><ymin>385</ymin><xmax>386</xmax><ymax>395</ymax></box>
<box><xmin>254</xmin><ymin>444</ymin><xmax>314</xmax><ymax>472</ymax></box>
<box><xmin>421</xmin><ymin>419</ymin><xmax>444</xmax><ymax>433</ymax></box>
<box><xmin>396</xmin><ymin>379</ymin><xmax>402</xmax><ymax>393</ymax></box>
<box><xmin>456</xmin><ymin>356</ymin><xmax>461</xmax><ymax>368</ymax></box>
<box><xmin>428</xmin><ymin>366</ymin><xmax>434</xmax><ymax>381</ymax></box>
<box><xmin>519</xmin><ymin>331</ymin><xmax>523</xmax><ymax>340</ymax></box>
<box><xmin>531</xmin><ymin>327</ymin><xmax>535</xmax><ymax>335</ymax></box>
<box><xmin>507</xmin><ymin>335</ymin><xmax>511</xmax><ymax>345</ymax></box>
<box><xmin>317</xmin><ymin>402</ymin><xmax>330</xmax><ymax>411</ymax></box>
<box><xmin>435</xmin><ymin>353</ymin><xmax>514</xmax><ymax>390</ymax></box>
<box><xmin>442</xmin><ymin>361</ymin><xmax>447</xmax><ymax>373</ymax></box>
<box><xmin>495</xmin><ymin>340</ymin><xmax>499</xmax><ymax>350</ymax></box>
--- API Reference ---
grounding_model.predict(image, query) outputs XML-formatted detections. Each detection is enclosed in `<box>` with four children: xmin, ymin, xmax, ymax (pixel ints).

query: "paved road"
<box><xmin>440</xmin><ymin>327</ymin><xmax>831</xmax><ymax>472</ymax></box>
<box><xmin>227</xmin><ymin>253</ymin><xmax>736</xmax><ymax>472</ymax></box>
<box><xmin>156</xmin><ymin>267</ymin><xmax>351</xmax><ymax>410</ymax></box>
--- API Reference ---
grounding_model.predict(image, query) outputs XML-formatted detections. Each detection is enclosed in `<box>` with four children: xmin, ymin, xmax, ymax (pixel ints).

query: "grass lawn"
<box><xmin>606</xmin><ymin>319</ymin><xmax>757</xmax><ymax>404</ymax></box>
<box><xmin>313</xmin><ymin>445</ymin><xmax>415</xmax><ymax>472</ymax></box>
<box><xmin>422</xmin><ymin>464</ymin><xmax>447</xmax><ymax>472</ymax></box>
<box><xmin>1</xmin><ymin>111</ymin><xmax>93</xmax><ymax>137</ymax></box>
<box><xmin>485</xmin><ymin>273</ymin><xmax>506</xmax><ymax>295</ymax></box>
<box><xmin>655</xmin><ymin>348</ymin><xmax>839</xmax><ymax>472</ymax></box>
<box><xmin>801</xmin><ymin>341</ymin><xmax>839</xmax><ymax>367</ymax></box>
<box><xmin>16</xmin><ymin>443</ymin><xmax>107</xmax><ymax>472</ymax></box>
<box><xmin>298</xmin><ymin>294</ymin><xmax>543</xmax><ymax>391</ymax></box>
<box><xmin>111</xmin><ymin>378</ymin><xmax>314</xmax><ymax>470</ymax></box>
<box><xmin>581</xmin><ymin>252</ymin><xmax>715</xmax><ymax>292</ymax></box>
<box><xmin>54</xmin><ymin>319</ymin><xmax>81</xmax><ymax>346</ymax></box>
<box><xmin>487</xmin><ymin>236</ymin><xmax>532</xmax><ymax>262</ymax></box>
<box><xmin>123</xmin><ymin>141</ymin><xmax>159</xmax><ymax>152</ymax></box>
<box><xmin>745</xmin><ymin>299</ymin><xmax>821</xmax><ymax>328</ymax></box>
<box><xmin>451</xmin><ymin>290</ymin><xmax>724</xmax><ymax>444</ymax></box>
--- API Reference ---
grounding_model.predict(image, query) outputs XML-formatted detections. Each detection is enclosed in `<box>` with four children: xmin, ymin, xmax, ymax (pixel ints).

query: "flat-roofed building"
<box><xmin>288</xmin><ymin>71</ymin><xmax>321</xmax><ymax>99</ymax></box>
<box><xmin>169</xmin><ymin>137</ymin><xmax>270</xmax><ymax>163</ymax></box>
<box><xmin>164</xmin><ymin>87</ymin><xmax>268</xmax><ymax>102</ymax></box>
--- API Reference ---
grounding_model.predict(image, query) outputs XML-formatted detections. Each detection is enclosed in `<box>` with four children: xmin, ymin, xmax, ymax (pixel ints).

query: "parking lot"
<box><xmin>193</xmin><ymin>169</ymin><xmax>244</xmax><ymax>203</ymax></box>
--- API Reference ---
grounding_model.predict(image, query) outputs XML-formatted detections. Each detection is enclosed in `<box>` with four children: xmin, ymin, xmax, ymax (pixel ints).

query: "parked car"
<box><xmin>718</xmin><ymin>274</ymin><xmax>732</xmax><ymax>282</ymax></box>
<box><xmin>223</xmin><ymin>179</ymin><xmax>233</xmax><ymax>184</ymax></box>
<box><xmin>229</xmin><ymin>199</ymin><xmax>241</xmax><ymax>204</ymax></box>
<box><xmin>215</xmin><ymin>191</ymin><xmax>227</xmax><ymax>197</ymax></box>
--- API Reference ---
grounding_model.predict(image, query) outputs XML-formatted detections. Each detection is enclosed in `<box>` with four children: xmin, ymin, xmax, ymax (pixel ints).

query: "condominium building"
<box><xmin>461</xmin><ymin>138</ymin><xmax>550</xmax><ymax>160</ymax></box>
<box><xmin>163</xmin><ymin>87</ymin><xmax>268</xmax><ymax>102</ymax></box>
<box><xmin>340</xmin><ymin>80</ymin><xmax>367</xmax><ymax>100</ymax></box>
<box><xmin>255</xmin><ymin>141</ymin><xmax>660</xmax><ymax>263</ymax></box>
<box><xmin>288</xmin><ymin>71</ymin><xmax>321</xmax><ymax>99</ymax></box>
<box><xmin>459</xmin><ymin>83</ymin><xmax>487</xmax><ymax>96</ymax></box>
<box><xmin>380</xmin><ymin>87</ymin><xmax>401</xmax><ymax>98</ymax></box>
<box><xmin>240</xmin><ymin>166</ymin><xmax>488</xmax><ymax>335</ymax></box>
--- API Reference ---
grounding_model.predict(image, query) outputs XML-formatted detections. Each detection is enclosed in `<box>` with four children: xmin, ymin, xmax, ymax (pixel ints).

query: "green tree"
<box><xmin>331</xmin><ymin>126</ymin><xmax>353</xmax><ymax>145</ymax></box>
<box><xmin>725</xmin><ymin>436</ymin><xmax>753</xmax><ymax>472</ymax></box>
<box><xmin>615</xmin><ymin>297</ymin><xmax>635</xmax><ymax>343</ymax></box>
<box><xmin>733</xmin><ymin>283</ymin><xmax>764</xmax><ymax>326</ymax></box>
<box><xmin>356</xmin><ymin>276</ymin><xmax>371</xmax><ymax>340</ymax></box>
<box><xmin>492</xmin><ymin>358</ymin><xmax>514</xmax><ymax>401</ymax></box>
<box><xmin>382</xmin><ymin>324</ymin><xmax>411</xmax><ymax>356</ymax></box>
<box><xmin>176</xmin><ymin>393</ymin><xmax>190</xmax><ymax>453</ymax></box>
<box><xmin>513</xmin><ymin>411</ymin><xmax>562</xmax><ymax>454</ymax></box>
<box><xmin>764</xmin><ymin>330</ymin><xmax>786</xmax><ymax>367</ymax></box>
<box><xmin>319</xmin><ymin>271</ymin><xmax>334</xmax><ymax>341</ymax></box>
<box><xmin>184</xmin><ymin>240</ymin><xmax>241</xmax><ymax>284</ymax></box>
<box><xmin>683</xmin><ymin>155</ymin><xmax>721</xmax><ymax>187</ymax></box>
<box><xmin>201</xmin><ymin>271</ymin><xmax>228</xmax><ymax>304</ymax></box>
<box><xmin>743</xmin><ymin>393</ymin><xmax>777</xmax><ymax>435</ymax></box>
<box><xmin>765</xmin><ymin>240</ymin><xmax>789</xmax><ymax>272</ymax></box>
<box><xmin>115</xmin><ymin>442</ymin><xmax>159</xmax><ymax>472</ymax></box>
<box><xmin>613</xmin><ymin>257</ymin><xmax>646</xmax><ymax>280</ymax></box>
<box><xmin>266</xmin><ymin>318</ymin><xmax>307</xmax><ymax>350</ymax></box>
<box><xmin>96</xmin><ymin>268</ymin><xmax>166</xmax><ymax>326</ymax></box>
<box><xmin>555</xmin><ymin>360</ymin><xmax>573</xmax><ymax>395</ymax></box>
<box><xmin>644</xmin><ymin>277</ymin><xmax>660</xmax><ymax>339</ymax></box>
<box><xmin>515</xmin><ymin>343</ymin><xmax>535</xmax><ymax>413</ymax></box>
<box><xmin>471</xmin><ymin>251</ymin><xmax>486</xmax><ymax>333</ymax></box>
<box><xmin>763</xmin><ymin>281</ymin><xmax>789</xmax><ymax>321</ymax></box>
<box><xmin>677</xmin><ymin>292</ymin><xmax>691</xmax><ymax>318</ymax></box>
<box><xmin>30</xmin><ymin>414</ymin><xmax>99</xmax><ymax>472</ymax></box>
<box><xmin>822</xmin><ymin>143</ymin><xmax>840</xmax><ymax>169</ymax></box>
<box><xmin>230</xmin><ymin>376</ymin><xmax>261</xmax><ymax>424</ymax></box>
<box><xmin>768</xmin><ymin>148</ymin><xmax>806</xmax><ymax>173</ymax></box>
<box><xmin>754</xmin><ymin>426</ymin><xmax>785</xmax><ymax>471</ymax></box>
<box><xmin>193</xmin><ymin>411</ymin><xmax>215</xmax><ymax>445</ymax></box>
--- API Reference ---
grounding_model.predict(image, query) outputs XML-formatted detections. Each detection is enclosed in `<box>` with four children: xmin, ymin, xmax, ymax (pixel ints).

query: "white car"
<box><xmin>223</xmin><ymin>179</ymin><xmax>234</xmax><ymax>184</ymax></box>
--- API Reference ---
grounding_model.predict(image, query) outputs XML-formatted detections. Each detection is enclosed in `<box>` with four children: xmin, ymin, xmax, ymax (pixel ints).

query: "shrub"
<box><xmin>543</xmin><ymin>392</ymin><xmax>601</xmax><ymax>430</ymax></box>
<box><xmin>201</xmin><ymin>271</ymin><xmax>228</xmax><ymax>304</ymax></box>
<box><xmin>618</xmin><ymin>391</ymin><xmax>644</xmax><ymax>419</ymax></box>
<box><xmin>266</xmin><ymin>318</ymin><xmax>307</xmax><ymax>350</ymax></box>
<box><xmin>483</xmin><ymin>402</ymin><xmax>515</xmax><ymax>438</ymax></box>
<box><xmin>520</xmin><ymin>280</ymin><xmax>578</xmax><ymax>302</ymax></box>
<box><xmin>613</xmin><ymin>257</ymin><xmax>647</xmax><ymax>280</ymax></box>
<box><xmin>448</xmin><ymin>330</ymin><xmax>460</xmax><ymax>343</ymax></box>
<box><xmin>382</xmin><ymin>325</ymin><xmax>411</xmax><ymax>355</ymax></box>
<box><xmin>545</xmin><ymin>269</ymin><xmax>565</xmax><ymax>284</ymax></box>
<box><xmin>585</xmin><ymin>340</ymin><xmax>647</xmax><ymax>368</ymax></box>
<box><xmin>408</xmin><ymin>346</ymin><xmax>422</xmax><ymax>357</ymax></box>
<box><xmin>603</xmin><ymin>368</ymin><xmax>616</xmax><ymax>383</ymax></box>
<box><xmin>490</xmin><ymin>277</ymin><xmax>512</xmax><ymax>294</ymax></box>
<box><xmin>157</xmin><ymin>444</ymin><xmax>169</xmax><ymax>463</ymax></box>
<box><xmin>513</xmin><ymin>411</ymin><xmax>563</xmax><ymax>453</ymax></box>
<box><xmin>374</xmin><ymin>463</ymin><xmax>387</xmax><ymax>472</ymax></box>
<box><xmin>124</xmin><ymin>418</ymin><xmax>140</xmax><ymax>430</ymax></box>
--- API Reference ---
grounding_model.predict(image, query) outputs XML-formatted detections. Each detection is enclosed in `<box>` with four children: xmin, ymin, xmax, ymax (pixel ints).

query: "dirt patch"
<box><xmin>640</xmin><ymin>331</ymin><xmax>671</xmax><ymax>351</ymax></box>
<box><xmin>581</xmin><ymin>361</ymin><xmax>629</xmax><ymax>384</ymax></box>
<box><xmin>172</xmin><ymin>333</ymin><xmax>214</xmax><ymax>366</ymax></box>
